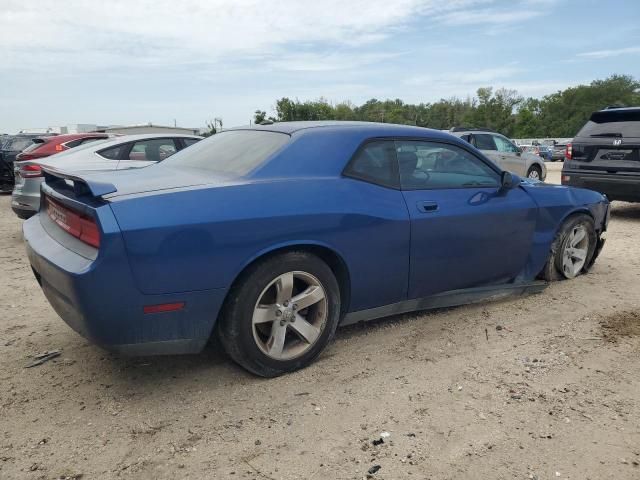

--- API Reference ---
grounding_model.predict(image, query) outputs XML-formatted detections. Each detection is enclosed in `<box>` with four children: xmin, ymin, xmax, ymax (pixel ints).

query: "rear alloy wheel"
<box><xmin>540</xmin><ymin>214</ymin><xmax>597</xmax><ymax>281</ymax></box>
<box><xmin>252</xmin><ymin>271</ymin><xmax>327</xmax><ymax>361</ymax></box>
<box><xmin>218</xmin><ymin>251</ymin><xmax>340</xmax><ymax>377</ymax></box>
<box><xmin>527</xmin><ymin>165</ymin><xmax>542</xmax><ymax>180</ymax></box>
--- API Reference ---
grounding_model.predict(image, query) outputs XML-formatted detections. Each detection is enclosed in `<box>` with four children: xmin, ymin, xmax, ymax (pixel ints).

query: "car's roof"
<box><xmin>42</xmin><ymin>133</ymin><xmax>109</xmax><ymax>142</ymax></box>
<box><xmin>70</xmin><ymin>133</ymin><xmax>201</xmax><ymax>149</ymax></box>
<box><xmin>600</xmin><ymin>106</ymin><xmax>640</xmax><ymax>112</ymax></box>
<box><xmin>450</xmin><ymin>129</ymin><xmax>499</xmax><ymax>136</ymax></box>
<box><xmin>233</xmin><ymin>121</ymin><xmax>451</xmax><ymax>137</ymax></box>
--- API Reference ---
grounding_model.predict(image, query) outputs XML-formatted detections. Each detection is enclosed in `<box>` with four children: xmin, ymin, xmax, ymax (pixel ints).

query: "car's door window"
<box><xmin>344</xmin><ymin>140</ymin><xmax>399</xmax><ymax>189</ymax></box>
<box><xmin>126</xmin><ymin>138</ymin><xmax>177</xmax><ymax>162</ymax></box>
<box><xmin>473</xmin><ymin>134</ymin><xmax>497</xmax><ymax>150</ymax></box>
<box><xmin>492</xmin><ymin>135</ymin><xmax>519</xmax><ymax>153</ymax></box>
<box><xmin>396</xmin><ymin>141</ymin><xmax>499</xmax><ymax>190</ymax></box>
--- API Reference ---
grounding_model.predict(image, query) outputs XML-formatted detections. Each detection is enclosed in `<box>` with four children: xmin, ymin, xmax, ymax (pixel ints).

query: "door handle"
<box><xmin>417</xmin><ymin>201</ymin><xmax>438</xmax><ymax>213</ymax></box>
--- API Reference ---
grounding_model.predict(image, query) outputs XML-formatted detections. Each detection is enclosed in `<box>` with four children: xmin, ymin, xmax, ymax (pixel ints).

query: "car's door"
<box><xmin>117</xmin><ymin>138</ymin><xmax>179</xmax><ymax>170</ymax></box>
<box><xmin>342</xmin><ymin>140</ymin><xmax>411</xmax><ymax>309</ymax></box>
<box><xmin>397</xmin><ymin>139</ymin><xmax>538</xmax><ymax>299</ymax></box>
<box><xmin>492</xmin><ymin>134</ymin><xmax>527</xmax><ymax>176</ymax></box>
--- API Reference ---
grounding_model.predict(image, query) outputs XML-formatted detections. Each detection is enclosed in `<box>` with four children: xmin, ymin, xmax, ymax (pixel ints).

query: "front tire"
<box><xmin>526</xmin><ymin>165</ymin><xmax>542</xmax><ymax>180</ymax></box>
<box><xmin>540</xmin><ymin>214</ymin><xmax>597</xmax><ymax>281</ymax></box>
<box><xmin>217</xmin><ymin>251</ymin><xmax>341</xmax><ymax>377</ymax></box>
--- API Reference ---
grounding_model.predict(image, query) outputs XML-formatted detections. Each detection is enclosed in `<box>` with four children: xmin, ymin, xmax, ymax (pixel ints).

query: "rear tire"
<box><xmin>539</xmin><ymin>214</ymin><xmax>597</xmax><ymax>281</ymax></box>
<box><xmin>217</xmin><ymin>251</ymin><xmax>341</xmax><ymax>377</ymax></box>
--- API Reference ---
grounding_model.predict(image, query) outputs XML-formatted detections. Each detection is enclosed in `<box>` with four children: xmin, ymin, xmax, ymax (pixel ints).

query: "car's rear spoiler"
<box><xmin>42</xmin><ymin>167</ymin><xmax>117</xmax><ymax>198</ymax></box>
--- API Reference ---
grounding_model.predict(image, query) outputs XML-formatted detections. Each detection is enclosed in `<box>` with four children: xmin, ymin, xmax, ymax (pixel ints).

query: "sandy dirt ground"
<box><xmin>1</xmin><ymin>163</ymin><xmax>639</xmax><ymax>480</ymax></box>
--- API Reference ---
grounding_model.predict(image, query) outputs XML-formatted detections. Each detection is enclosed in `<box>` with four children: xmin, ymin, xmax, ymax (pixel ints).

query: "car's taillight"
<box><xmin>19</xmin><ymin>164</ymin><xmax>43</xmax><ymax>178</ymax></box>
<box><xmin>55</xmin><ymin>144</ymin><xmax>66</xmax><ymax>152</ymax></box>
<box><xmin>565</xmin><ymin>143</ymin><xmax>572</xmax><ymax>160</ymax></box>
<box><xmin>45</xmin><ymin>196</ymin><xmax>101</xmax><ymax>248</ymax></box>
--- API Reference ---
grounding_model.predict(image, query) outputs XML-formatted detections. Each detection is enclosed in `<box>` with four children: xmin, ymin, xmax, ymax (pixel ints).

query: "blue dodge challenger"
<box><xmin>24</xmin><ymin>122</ymin><xmax>609</xmax><ymax>376</ymax></box>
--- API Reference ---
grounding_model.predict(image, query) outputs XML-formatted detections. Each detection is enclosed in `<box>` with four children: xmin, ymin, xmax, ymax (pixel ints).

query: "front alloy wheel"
<box><xmin>560</xmin><ymin>225</ymin><xmax>589</xmax><ymax>279</ymax></box>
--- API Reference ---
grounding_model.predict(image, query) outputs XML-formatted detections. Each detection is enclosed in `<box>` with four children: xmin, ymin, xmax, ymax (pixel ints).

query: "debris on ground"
<box><xmin>24</xmin><ymin>350</ymin><xmax>61</xmax><ymax>368</ymax></box>
<box><xmin>367</xmin><ymin>464</ymin><xmax>381</xmax><ymax>476</ymax></box>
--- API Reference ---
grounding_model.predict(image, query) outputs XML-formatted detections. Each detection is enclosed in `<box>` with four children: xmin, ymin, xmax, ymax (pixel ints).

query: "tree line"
<box><xmin>253</xmin><ymin>75</ymin><xmax>640</xmax><ymax>139</ymax></box>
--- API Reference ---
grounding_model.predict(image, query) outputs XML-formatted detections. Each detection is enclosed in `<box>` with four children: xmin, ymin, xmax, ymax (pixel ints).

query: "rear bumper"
<box><xmin>24</xmin><ymin>214</ymin><xmax>227</xmax><ymax>355</ymax></box>
<box><xmin>11</xmin><ymin>191</ymin><xmax>39</xmax><ymax>218</ymax></box>
<box><xmin>12</xmin><ymin>177</ymin><xmax>42</xmax><ymax>217</ymax></box>
<box><xmin>562</xmin><ymin>169</ymin><xmax>640</xmax><ymax>202</ymax></box>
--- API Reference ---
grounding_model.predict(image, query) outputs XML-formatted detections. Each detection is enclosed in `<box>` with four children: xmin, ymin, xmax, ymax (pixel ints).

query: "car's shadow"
<box><xmin>610</xmin><ymin>201</ymin><xmax>640</xmax><ymax>221</ymax></box>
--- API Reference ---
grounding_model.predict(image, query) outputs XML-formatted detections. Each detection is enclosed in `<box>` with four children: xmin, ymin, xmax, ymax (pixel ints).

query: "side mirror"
<box><xmin>500</xmin><ymin>171</ymin><xmax>518</xmax><ymax>190</ymax></box>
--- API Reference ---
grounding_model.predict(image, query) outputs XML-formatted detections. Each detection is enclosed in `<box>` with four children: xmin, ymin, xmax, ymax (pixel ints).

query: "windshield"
<box><xmin>161</xmin><ymin>130</ymin><xmax>290</xmax><ymax>176</ymax></box>
<box><xmin>577</xmin><ymin>110</ymin><xmax>640</xmax><ymax>138</ymax></box>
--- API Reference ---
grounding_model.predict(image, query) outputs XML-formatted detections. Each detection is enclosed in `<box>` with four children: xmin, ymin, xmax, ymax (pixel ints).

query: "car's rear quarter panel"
<box><xmin>109</xmin><ymin>177</ymin><xmax>411</xmax><ymax>313</ymax></box>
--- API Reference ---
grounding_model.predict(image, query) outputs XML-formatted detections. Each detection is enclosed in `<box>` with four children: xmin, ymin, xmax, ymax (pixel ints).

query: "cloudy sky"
<box><xmin>1</xmin><ymin>0</ymin><xmax>639</xmax><ymax>132</ymax></box>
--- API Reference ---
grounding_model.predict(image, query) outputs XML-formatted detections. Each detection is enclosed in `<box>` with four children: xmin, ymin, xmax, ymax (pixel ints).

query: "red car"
<box><xmin>16</xmin><ymin>133</ymin><xmax>110</xmax><ymax>161</ymax></box>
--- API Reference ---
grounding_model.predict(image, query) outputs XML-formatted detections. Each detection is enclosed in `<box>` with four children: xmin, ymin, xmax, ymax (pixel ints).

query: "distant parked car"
<box><xmin>551</xmin><ymin>143</ymin><xmax>567</xmax><ymax>161</ymax></box>
<box><xmin>0</xmin><ymin>134</ymin><xmax>55</xmax><ymax>192</ymax></box>
<box><xmin>11</xmin><ymin>133</ymin><xmax>202</xmax><ymax>218</ymax></box>
<box><xmin>450</xmin><ymin>128</ymin><xmax>547</xmax><ymax>180</ymax></box>
<box><xmin>562</xmin><ymin>106</ymin><xmax>640</xmax><ymax>202</ymax></box>
<box><xmin>16</xmin><ymin>133</ymin><xmax>110</xmax><ymax>162</ymax></box>
<box><xmin>23</xmin><ymin>122</ymin><xmax>608</xmax><ymax>376</ymax></box>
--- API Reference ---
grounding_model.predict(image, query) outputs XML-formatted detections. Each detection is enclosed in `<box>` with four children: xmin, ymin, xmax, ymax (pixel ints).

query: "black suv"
<box><xmin>0</xmin><ymin>134</ymin><xmax>51</xmax><ymax>192</ymax></box>
<box><xmin>562</xmin><ymin>107</ymin><xmax>640</xmax><ymax>202</ymax></box>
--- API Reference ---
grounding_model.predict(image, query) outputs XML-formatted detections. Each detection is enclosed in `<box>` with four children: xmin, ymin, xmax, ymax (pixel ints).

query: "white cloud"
<box><xmin>435</xmin><ymin>8</ymin><xmax>543</xmax><ymax>26</ymax></box>
<box><xmin>264</xmin><ymin>51</ymin><xmax>406</xmax><ymax>72</ymax></box>
<box><xmin>0</xmin><ymin>0</ymin><xmax>468</xmax><ymax>70</ymax></box>
<box><xmin>405</xmin><ymin>66</ymin><xmax>523</xmax><ymax>87</ymax></box>
<box><xmin>577</xmin><ymin>46</ymin><xmax>640</xmax><ymax>59</ymax></box>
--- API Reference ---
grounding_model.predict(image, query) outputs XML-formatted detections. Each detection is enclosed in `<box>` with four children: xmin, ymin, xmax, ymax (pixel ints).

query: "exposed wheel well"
<box><xmin>224</xmin><ymin>245</ymin><xmax>352</xmax><ymax>315</ymax></box>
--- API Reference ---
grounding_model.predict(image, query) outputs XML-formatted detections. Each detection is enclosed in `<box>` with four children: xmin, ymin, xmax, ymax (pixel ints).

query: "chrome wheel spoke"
<box><xmin>276</xmin><ymin>272</ymin><xmax>294</xmax><ymax>304</ymax></box>
<box><xmin>290</xmin><ymin>314</ymin><xmax>321</xmax><ymax>344</ymax></box>
<box><xmin>569</xmin><ymin>247</ymin><xmax>587</xmax><ymax>261</ymax></box>
<box><xmin>291</xmin><ymin>285</ymin><xmax>325</xmax><ymax>311</ymax></box>
<box><xmin>266</xmin><ymin>323</ymin><xmax>287</xmax><ymax>357</ymax></box>
<box><xmin>570</xmin><ymin>227</ymin><xmax>586</xmax><ymax>246</ymax></box>
<box><xmin>252</xmin><ymin>304</ymin><xmax>279</xmax><ymax>324</ymax></box>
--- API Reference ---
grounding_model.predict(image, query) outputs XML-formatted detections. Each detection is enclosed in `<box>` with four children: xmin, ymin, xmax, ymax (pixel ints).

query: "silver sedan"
<box><xmin>11</xmin><ymin>134</ymin><xmax>202</xmax><ymax>219</ymax></box>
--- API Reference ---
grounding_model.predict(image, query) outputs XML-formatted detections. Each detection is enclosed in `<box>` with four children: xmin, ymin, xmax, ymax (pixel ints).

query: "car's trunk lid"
<box><xmin>42</xmin><ymin>164</ymin><xmax>234</xmax><ymax>200</ymax></box>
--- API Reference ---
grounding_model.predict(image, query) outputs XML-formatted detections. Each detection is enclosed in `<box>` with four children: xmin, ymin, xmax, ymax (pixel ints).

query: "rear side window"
<box><xmin>126</xmin><ymin>138</ymin><xmax>177</xmax><ymax>161</ymax></box>
<box><xmin>98</xmin><ymin>145</ymin><xmax>124</xmax><ymax>160</ymax></box>
<box><xmin>577</xmin><ymin>110</ymin><xmax>640</xmax><ymax>138</ymax></box>
<box><xmin>473</xmin><ymin>134</ymin><xmax>497</xmax><ymax>150</ymax></box>
<box><xmin>344</xmin><ymin>140</ymin><xmax>399</xmax><ymax>189</ymax></box>
<box><xmin>162</xmin><ymin>130</ymin><xmax>289</xmax><ymax>176</ymax></box>
<box><xmin>182</xmin><ymin>138</ymin><xmax>200</xmax><ymax>147</ymax></box>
